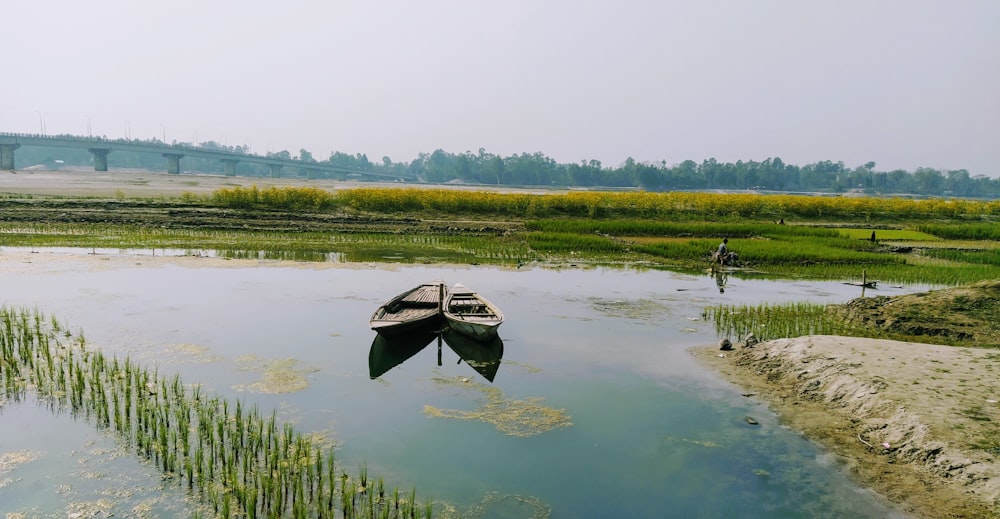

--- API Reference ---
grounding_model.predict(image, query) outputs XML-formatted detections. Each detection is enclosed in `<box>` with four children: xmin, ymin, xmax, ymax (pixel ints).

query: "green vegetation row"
<box><xmin>915</xmin><ymin>223</ymin><xmax>1000</xmax><ymax>241</ymax></box>
<box><xmin>704</xmin><ymin>302</ymin><xmax>854</xmax><ymax>341</ymax></box>
<box><xmin>0</xmin><ymin>306</ymin><xmax>432</xmax><ymax>519</ymax></box>
<box><xmin>208</xmin><ymin>186</ymin><xmax>1000</xmax><ymax>221</ymax></box>
<box><xmin>4</xmin><ymin>221</ymin><xmax>1000</xmax><ymax>286</ymax></box>
<box><xmin>704</xmin><ymin>301</ymin><xmax>965</xmax><ymax>347</ymax></box>
<box><xmin>702</xmin><ymin>296</ymin><xmax>997</xmax><ymax>348</ymax></box>
<box><xmin>525</xmin><ymin>220</ymin><xmax>840</xmax><ymax>238</ymax></box>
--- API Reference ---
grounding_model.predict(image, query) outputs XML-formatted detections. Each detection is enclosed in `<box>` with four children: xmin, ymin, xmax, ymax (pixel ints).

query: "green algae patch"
<box><xmin>232</xmin><ymin>355</ymin><xmax>318</xmax><ymax>394</ymax></box>
<box><xmin>0</xmin><ymin>450</ymin><xmax>44</xmax><ymax>489</ymax></box>
<box><xmin>457</xmin><ymin>491</ymin><xmax>551</xmax><ymax>519</ymax></box>
<box><xmin>424</xmin><ymin>377</ymin><xmax>572</xmax><ymax>437</ymax></box>
<box><xmin>501</xmin><ymin>360</ymin><xmax>543</xmax><ymax>374</ymax></box>
<box><xmin>162</xmin><ymin>343</ymin><xmax>224</xmax><ymax>364</ymax></box>
<box><xmin>663</xmin><ymin>435</ymin><xmax>719</xmax><ymax>448</ymax></box>
<box><xmin>588</xmin><ymin>296</ymin><xmax>670</xmax><ymax>323</ymax></box>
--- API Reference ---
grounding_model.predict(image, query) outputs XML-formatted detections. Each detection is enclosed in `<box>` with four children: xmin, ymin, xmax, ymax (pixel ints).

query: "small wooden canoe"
<box><xmin>370</xmin><ymin>281</ymin><xmax>447</xmax><ymax>337</ymax></box>
<box><xmin>443</xmin><ymin>283</ymin><xmax>503</xmax><ymax>342</ymax></box>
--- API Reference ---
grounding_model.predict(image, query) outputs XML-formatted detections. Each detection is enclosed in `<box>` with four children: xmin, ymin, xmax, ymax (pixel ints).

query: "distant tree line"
<box><xmin>13</xmin><ymin>137</ymin><xmax>1000</xmax><ymax>198</ymax></box>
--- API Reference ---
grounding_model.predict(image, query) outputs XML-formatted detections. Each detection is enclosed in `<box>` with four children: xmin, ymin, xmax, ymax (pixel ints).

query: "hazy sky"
<box><xmin>4</xmin><ymin>1</ymin><xmax>998</xmax><ymax>176</ymax></box>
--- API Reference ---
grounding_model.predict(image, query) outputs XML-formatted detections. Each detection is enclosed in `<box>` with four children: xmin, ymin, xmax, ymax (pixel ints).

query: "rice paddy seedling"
<box><xmin>0</xmin><ymin>306</ymin><xmax>434</xmax><ymax>519</ymax></box>
<box><xmin>704</xmin><ymin>302</ymin><xmax>854</xmax><ymax>341</ymax></box>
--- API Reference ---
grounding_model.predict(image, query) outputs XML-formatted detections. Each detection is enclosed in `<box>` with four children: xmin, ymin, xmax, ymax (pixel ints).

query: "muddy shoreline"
<box><xmin>692</xmin><ymin>336</ymin><xmax>1000</xmax><ymax>518</ymax></box>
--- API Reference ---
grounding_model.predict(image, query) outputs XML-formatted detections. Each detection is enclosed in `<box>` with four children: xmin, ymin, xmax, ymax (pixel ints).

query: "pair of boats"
<box><xmin>369</xmin><ymin>281</ymin><xmax>505</xmax><ymax>381</ymax></box>
<box><xmin>369</xmin><ymin>281</ymin><xmax>504</xmax><ymax>342</ymax></box>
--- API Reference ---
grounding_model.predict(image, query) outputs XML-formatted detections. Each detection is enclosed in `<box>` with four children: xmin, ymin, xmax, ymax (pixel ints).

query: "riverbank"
<box><xmin>692</xmin><ymin>336</ymin><xmax>1000</xmax><ymax>518</ymax></box>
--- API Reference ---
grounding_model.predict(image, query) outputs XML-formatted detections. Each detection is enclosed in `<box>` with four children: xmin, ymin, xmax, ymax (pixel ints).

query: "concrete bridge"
<box><xmin>0</xmin><ymin>132</ymin><xmax>414</xmax><ymax>181</ymax></box>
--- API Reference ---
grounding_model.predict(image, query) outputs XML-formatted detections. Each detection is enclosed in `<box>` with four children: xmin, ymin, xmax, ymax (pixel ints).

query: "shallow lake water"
<box><xmin>0</xmin><ymin>249</ymin><xmax>921</xmax><ymax>518</ymax></box>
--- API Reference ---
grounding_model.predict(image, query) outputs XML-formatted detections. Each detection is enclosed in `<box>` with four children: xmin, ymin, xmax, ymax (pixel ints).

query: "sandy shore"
<box><xmin>692</xmin><ymin>336</ymin><xmax>1000</xmax><ymax>518</ymax></box>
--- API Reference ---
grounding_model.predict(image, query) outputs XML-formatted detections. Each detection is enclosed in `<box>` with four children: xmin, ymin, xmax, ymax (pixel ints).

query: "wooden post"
<box><xmin>862</xmin><ymin>270</ymin><xmax>867</xmax><ymax>297</ymax></box>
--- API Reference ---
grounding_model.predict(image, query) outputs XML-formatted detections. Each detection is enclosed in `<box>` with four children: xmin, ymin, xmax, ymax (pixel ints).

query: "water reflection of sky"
<box><xmin>0</xmin><ymin>251</ymin><xmax>920</xmax><ymax>518</ymax></box>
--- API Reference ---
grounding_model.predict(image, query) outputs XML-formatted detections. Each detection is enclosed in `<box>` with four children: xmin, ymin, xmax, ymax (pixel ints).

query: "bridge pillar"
<box><xmin>0</xmin><ymin>143</ymin><xmax>20</xmax><ymax>170</ymax></box>
<box><xmin>162</xmin><ymin>153</ymin><xmax>184</xmax><ymax>174</ymax></box>
<box><xmin>88</xmin><ymin>148</ymin><xmax>111</xmax><ymax>171</ymax></box>
<box><xmin>221</xmin><ymin>159</ymin><xmax>239</xmax><ymax>176</ymax></box>
<box><xmin>269</xmin><ymin>165</ymin><xmax>282</xmax><ymax>177</ymax></box>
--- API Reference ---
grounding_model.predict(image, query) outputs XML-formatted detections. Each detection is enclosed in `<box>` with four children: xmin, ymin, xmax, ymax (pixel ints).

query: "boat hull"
<box><xmin>446</xmin><ymin>317</ymin><xmax>501</xmax><ymax>341</ymax></box>
<box><xmin>370</xmin><ymin>281</ymin><xmax>447</xmax><ymax>337</ymax></box>
<box><xmin>442</xmin><ymin>283</ymin><xmax>503</xmax><ymax>342</ymax></box>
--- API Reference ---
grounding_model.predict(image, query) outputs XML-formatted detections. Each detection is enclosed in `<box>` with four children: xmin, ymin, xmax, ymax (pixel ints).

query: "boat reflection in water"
<box><xmin>441</xmin><ymin>328</ymin><xmax>503</xmax><ymax>382</ymax></box>
<box><xmin>368</xmin><ymin>330</ymin><xmax>440</xmax><ymax>379</ymax></box>
<box><xmin>368</xmin><ymin>328</ymin><xmax>504</xmax><ymax>382</ymax></box>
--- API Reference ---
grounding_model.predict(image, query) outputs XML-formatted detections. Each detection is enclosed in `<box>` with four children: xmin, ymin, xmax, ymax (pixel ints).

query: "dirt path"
<box><xmin>692</xmin><ymin>336</ymin><xmax>1000</xmax><ymax>518</ymax></box>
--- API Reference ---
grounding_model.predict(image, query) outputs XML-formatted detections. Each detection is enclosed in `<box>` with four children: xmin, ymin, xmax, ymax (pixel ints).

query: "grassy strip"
<box><xmin>0</xmin><ymin>306</ymin><xmax>433</xmax><ymax>519</ymax></box>
<box><xmin>916</xmin><ymin>223</ymin><xmax>1000</xmax><ymax>241</ymax></box>
<box><xmin>836</xmin><ymin>228</ymin><xmax>940</xmax><ymax>241</ymax></box>
<box><xmin>3</xmin><ymin>222</ymin><xmax>999</xmax><ymax>285</ymax></box>
<box><xmin>922</xmin><ymin>249</ymin><xmax>1000</xmax><ymax>266</ymax></box>
<box><xmin>526</xmin><ymin>219</ymin><xmax>840</xmax><ymax>238</ymax></box>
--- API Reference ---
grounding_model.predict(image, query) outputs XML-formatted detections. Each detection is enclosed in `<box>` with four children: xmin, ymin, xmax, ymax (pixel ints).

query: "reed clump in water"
<box><xmin>703</xmin><ymin>302</ymin><xmax>871</xmax><ymax>342</ymax></box>
<box><xmin>0</xmin><ymin>305</ymin><xmax>432</xmax><ymax>519</ymax></box>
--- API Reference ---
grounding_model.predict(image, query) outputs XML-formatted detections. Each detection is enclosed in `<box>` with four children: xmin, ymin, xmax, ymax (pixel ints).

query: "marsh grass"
<box><xmin>0</xmin><ymin>306</ymin><xmax>432</xmax><ymax>519</ymax></box>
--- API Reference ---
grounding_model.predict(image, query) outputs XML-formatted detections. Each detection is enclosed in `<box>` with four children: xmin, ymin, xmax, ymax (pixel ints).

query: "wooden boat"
<box><xmin>370</xmin><ymin>281</ymin><xmax>448</xmax><ymax>337</ymax></box>
<box><xmin>442</xmin><ymin>328</ymin><xmax>503</xmax><ymax>382</ymax></box>
<box><xmin>443</xmin><ymin>283</ymin><xmax>503</xmax><ymax>341</ymax></box>
<box><xmin>368</xmin><ymin>330</ymin><xmax>438</xmax><ymax>379</ymax></box>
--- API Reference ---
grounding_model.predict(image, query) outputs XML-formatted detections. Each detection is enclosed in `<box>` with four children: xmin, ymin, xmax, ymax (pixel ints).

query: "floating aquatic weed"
<box><xmin>499</xmin><ymin>360</ymin><xmax>543</xmax><ymax>374</ymax></box>
<box><xmin>588</xmin><ymin>296</ymin><xmax>669</xmax><ymax>323</ymax></box>
<box><xmin>662</xmin><ymin>435</ymin><xmax>719</xmax><ymax>448</ymax></box>
<box><xmin>459</xmin><ymin>491</ymin><xmax>552</xmax><ymax>519</ymax></box>
<box><xmin>65</xmin><ymin>498</ymin><xmax>116</xmax><ymax>518</ymax></box>
<box><xmin>161</xmin><ymin>343</ymin><xmax>224</xmax><ymax>364</ymax></box>
<box><xmin>424</xmin><ymin>377</ymin><xmax>572</xmax><ymax>437</ymax></box>
<box><xmin>232</xmin><ymin>355</ymin><xmax>318</xmax><ymax>394</ymax></box>
<box><xmin>0</xmin><ymin>450</ymin><xmax>44</xmax><ymax>489</ymax></box>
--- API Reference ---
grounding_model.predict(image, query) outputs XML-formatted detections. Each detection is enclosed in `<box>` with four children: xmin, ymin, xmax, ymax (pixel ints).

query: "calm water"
<box><xmin>0</xmin><ymin>249</ymin><xmax>919</xmax><ymax>518</ymax></box>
